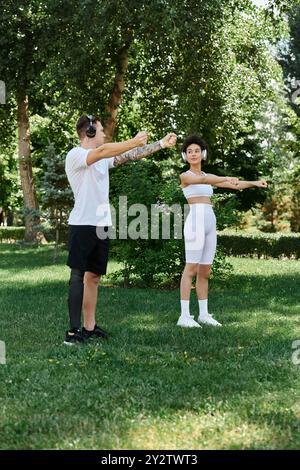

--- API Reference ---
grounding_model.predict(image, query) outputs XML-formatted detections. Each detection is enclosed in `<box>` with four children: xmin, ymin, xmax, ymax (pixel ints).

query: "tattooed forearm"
<box><xmin>113</xmin><ymin>141</ymin><xmax>162</xmax><ymax>167</ymax></box>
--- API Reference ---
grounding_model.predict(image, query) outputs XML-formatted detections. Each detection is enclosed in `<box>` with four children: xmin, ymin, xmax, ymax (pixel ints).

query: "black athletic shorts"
<box><xmin>67</xmin><ymin>225</ymin><xmax>109</xmax><ymax>275</ymax></box>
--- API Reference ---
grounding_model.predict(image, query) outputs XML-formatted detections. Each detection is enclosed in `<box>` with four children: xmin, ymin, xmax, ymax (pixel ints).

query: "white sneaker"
<box><xmin>177</xmin><ymin>315</ymin><xmax>202</xmax><ymax>328</ymax></box>
<box><xmin>198</xmin><ymin>314</ymin><xmax>222</xmax><ymax>327</ymax></box>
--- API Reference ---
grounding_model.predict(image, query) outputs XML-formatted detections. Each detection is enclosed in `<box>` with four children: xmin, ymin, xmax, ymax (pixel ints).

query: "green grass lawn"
<box><xmin>0</xmin><ymin>244</ymin><xmax>300</xmax><ymax>450</ymax></box>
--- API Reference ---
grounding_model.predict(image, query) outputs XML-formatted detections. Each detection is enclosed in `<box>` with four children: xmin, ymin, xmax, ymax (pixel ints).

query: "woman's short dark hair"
<box><xmin>181</xmin><ymin>134</ymin><xmax>209</xmax><ymax>161</ymax></box>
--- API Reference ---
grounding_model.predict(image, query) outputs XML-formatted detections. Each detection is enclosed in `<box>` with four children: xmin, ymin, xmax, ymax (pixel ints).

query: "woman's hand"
<box><xmin>255</xmin><ymin>179</ymin><xmax>268</xmax><ymax>188</ymax></box>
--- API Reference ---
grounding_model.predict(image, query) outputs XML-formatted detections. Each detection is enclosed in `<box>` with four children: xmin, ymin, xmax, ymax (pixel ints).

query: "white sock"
<box><xmin>180</xmin><ymin>300</ymin><xmax>190</xmax><ymax>318</ymax></box>
<box><xmin>198</xmin><ymin>299</ymin><xmax>208</xmax><ymax>318</ymax></box>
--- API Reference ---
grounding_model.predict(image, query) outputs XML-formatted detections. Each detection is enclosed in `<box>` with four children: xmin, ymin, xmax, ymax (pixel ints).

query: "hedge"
<box><xmin>0</xmin><ymin>227</ymin><xmax>26</xmax><ymax>242</ymax></box>
<box><xmin>1</xmin><ymin>226</ymin><xmax>300</xmax><ymax>259</ymax></box>
<box><xmin>218</xmin><ymin>231</ymin><xmax>300</xmax><ymax>259</ymax></box>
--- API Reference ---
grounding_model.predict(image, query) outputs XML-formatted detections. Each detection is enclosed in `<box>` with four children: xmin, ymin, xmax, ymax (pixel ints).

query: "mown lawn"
<box><xmin>0</xmin><ymin>244</ymin><xmax>300</xmax><ymax>450</ymax></box>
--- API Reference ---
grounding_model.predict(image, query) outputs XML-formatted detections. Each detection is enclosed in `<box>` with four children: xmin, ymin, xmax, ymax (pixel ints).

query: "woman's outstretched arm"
<box><xmin>213</xmin><ymin>179</ymin><xmax>268</xmax><ymax>190</ymax></box>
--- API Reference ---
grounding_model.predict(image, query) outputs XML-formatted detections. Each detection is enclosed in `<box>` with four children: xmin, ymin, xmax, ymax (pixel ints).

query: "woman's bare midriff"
<box><xmin>186</xmin><ymin>196</ymin><xmax>212</xmax><ymax>205</ymax></box>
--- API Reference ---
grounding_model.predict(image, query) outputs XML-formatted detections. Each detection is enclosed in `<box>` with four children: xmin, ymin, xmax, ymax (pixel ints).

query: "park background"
<box><xmin>0</xmin><ymin>0</ymin><xmax>300</xmax><ymax>450</ymax></box>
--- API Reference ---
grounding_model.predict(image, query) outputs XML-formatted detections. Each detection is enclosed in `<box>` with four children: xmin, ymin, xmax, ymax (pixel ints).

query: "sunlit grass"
<box><xmin>0</xmin><ymin>244</ymin><xmax>300</xmax><ymax>449</ymax></box>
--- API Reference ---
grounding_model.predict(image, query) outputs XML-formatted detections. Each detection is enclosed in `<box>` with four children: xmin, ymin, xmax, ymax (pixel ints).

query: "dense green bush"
<box><xmin>109</xmin><ymin>239</ymin><xmax>184</xmax><ymax>287</ymax></box>
<box><xmin>108</xmin><ymin>159</ymin><xmax>235</xmax><ymax>287</ymax></box>
<box><xmin>109</xmin><ymin>239</ymin><xmax>232</xmax><ymax>288</ymax></box>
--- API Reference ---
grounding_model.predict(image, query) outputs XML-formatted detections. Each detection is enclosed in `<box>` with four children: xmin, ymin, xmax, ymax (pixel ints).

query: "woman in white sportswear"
<box><xmin>177</xmin><ymin>135</ymin><xmax>268</xmax><ymax>328</ymax></box>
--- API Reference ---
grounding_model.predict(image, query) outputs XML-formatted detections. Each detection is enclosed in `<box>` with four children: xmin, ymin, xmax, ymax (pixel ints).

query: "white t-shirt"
<box><xmin>65</xmin><ymin>147</ymin><xmax>115</xmax><ymax>226</ymax></box>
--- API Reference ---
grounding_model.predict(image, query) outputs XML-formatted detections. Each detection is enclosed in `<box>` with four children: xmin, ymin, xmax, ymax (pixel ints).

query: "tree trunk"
<box><xmin>17</xmin><ymin>92</ymin><xmax>40</xmax><ymax>242</ymax></box>
<box><xmin>104</xmin><ymin>43</ymin><xmax>130</xmax><ymax>142</ymax></box>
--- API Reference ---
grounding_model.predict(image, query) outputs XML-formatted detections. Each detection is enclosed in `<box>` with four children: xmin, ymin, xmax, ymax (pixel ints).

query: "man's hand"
<box><xmin>255</xmin><ymin>179</ymin><xmax>268</xmax><ymax>188</ymax></box>
<box><xmin>133</xmin><ymin>131</ymin><xmax>148</xmax><ymax>147</ymax></box>
<box><xmin>160</xmin><ymin>133</ymin><xmax>177</xmax><ymax>148</ymax></box>
<box><xmin>225</xmin><ymin>176</ymin><xmax>239</xmax><ymax>186</ymax></box>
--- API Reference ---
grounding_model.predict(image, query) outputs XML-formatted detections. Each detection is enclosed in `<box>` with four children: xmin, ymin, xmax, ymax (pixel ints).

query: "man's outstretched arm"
<box><xmin>86</xmin><ymin>131</ymin><xmax>148</xmax><ymax>166</ymax></box>
<box><xmin>113</xmin><ymin>133</ymin><xmax>177</xmax><ymax>167</ymax></box>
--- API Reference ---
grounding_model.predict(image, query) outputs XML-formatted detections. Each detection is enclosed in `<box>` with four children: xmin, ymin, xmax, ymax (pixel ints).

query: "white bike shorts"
<box><xmin>184</xmin><ymin>204</ymin><xmax>217</xmax><ymax>265</ymax></box>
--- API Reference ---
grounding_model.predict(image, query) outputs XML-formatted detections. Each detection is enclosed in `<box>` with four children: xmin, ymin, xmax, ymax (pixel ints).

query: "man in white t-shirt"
<box><xmin>64</xmin><ymin>114</ymin><xmax>177</xmax><ymax>345</ymax></box>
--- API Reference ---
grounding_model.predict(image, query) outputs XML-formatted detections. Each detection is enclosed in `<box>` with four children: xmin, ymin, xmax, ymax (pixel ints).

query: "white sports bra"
<box><xmin>181</xmin><ymin>170</ymin><xmax>213</xmax><ymax>199</ymax></box>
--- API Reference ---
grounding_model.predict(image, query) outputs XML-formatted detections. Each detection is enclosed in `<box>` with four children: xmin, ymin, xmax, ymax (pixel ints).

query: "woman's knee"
<box><xmin>197</xmin><ymin>265</ymin><xmax>211</xmax><ymax>279</ymax></box>
<box><xmin>184</xmin><ymin>263</ymin><xmax>198</xmax><ymax>277</ymax></box>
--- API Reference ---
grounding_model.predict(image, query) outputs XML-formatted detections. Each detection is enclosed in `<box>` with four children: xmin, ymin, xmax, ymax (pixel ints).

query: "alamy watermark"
<box><xmin>292</xmin><ymin>340</ymin><xmax>300</xmax><ymax>366</ymax></box>
<box><xmin>94</xmin><ymin>196</ymin><xmax>200</xmax><ymax>246</ymax></box>
<box><xmin>0</xmin><ymin>80</ymin><xmax>5</xmax><ymax>104</ymax></box>
<box><xmin>0</xmin><ymin>341</ymin><xmax>6</xmax><ymax>365</ymax></box>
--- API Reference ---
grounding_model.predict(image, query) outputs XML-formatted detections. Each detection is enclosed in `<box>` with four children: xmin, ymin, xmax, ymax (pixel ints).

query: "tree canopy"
<box><xmin>0</xmin><ymin>0</ymin><xmax>299</xmax><ymax>235</ymax></box>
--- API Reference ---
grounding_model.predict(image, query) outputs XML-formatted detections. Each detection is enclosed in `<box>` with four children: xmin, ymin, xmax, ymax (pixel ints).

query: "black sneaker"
<box><xmin>82</xmin><ymin>324</ymin><xmax>109</xmax><ymax>340</ymax></box>
<box><xmin>64</xmin><ymin>328</ymin><xmax>86</xmax><ymax>346</ymax></box>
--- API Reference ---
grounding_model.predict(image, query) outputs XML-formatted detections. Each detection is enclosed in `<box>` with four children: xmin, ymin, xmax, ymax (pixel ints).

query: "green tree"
<box><xmin>0</xmin><ymin>1</ymin><xmax>64</xmax><ymax>240</ymax></box>
<box><xmin>1</xmin><ymin>0</ymin><xmax>296</xmax><ymax>243</ymax></box>
<box><xmin>257</xmin><ymin>2</ymin><xmax>300</xmax><ymax>232</ymax></box>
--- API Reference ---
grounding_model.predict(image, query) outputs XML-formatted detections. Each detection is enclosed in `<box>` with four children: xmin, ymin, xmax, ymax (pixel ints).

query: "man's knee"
<box><xmin>84</xmin><ymin>271</ymin><xmax>101</xmax><ymax>285</ymax></box>
<box><xmin>69</xmin><ymin>268</ymin><xmax>84</xmax><ymax>284</ymax></box>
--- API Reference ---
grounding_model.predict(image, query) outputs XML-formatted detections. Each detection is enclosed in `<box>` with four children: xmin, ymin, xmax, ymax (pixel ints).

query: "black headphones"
<box><xmin>86</xmin><ymin>115</ymin><xmax>97</xmax><ymax>138</ymax></box>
